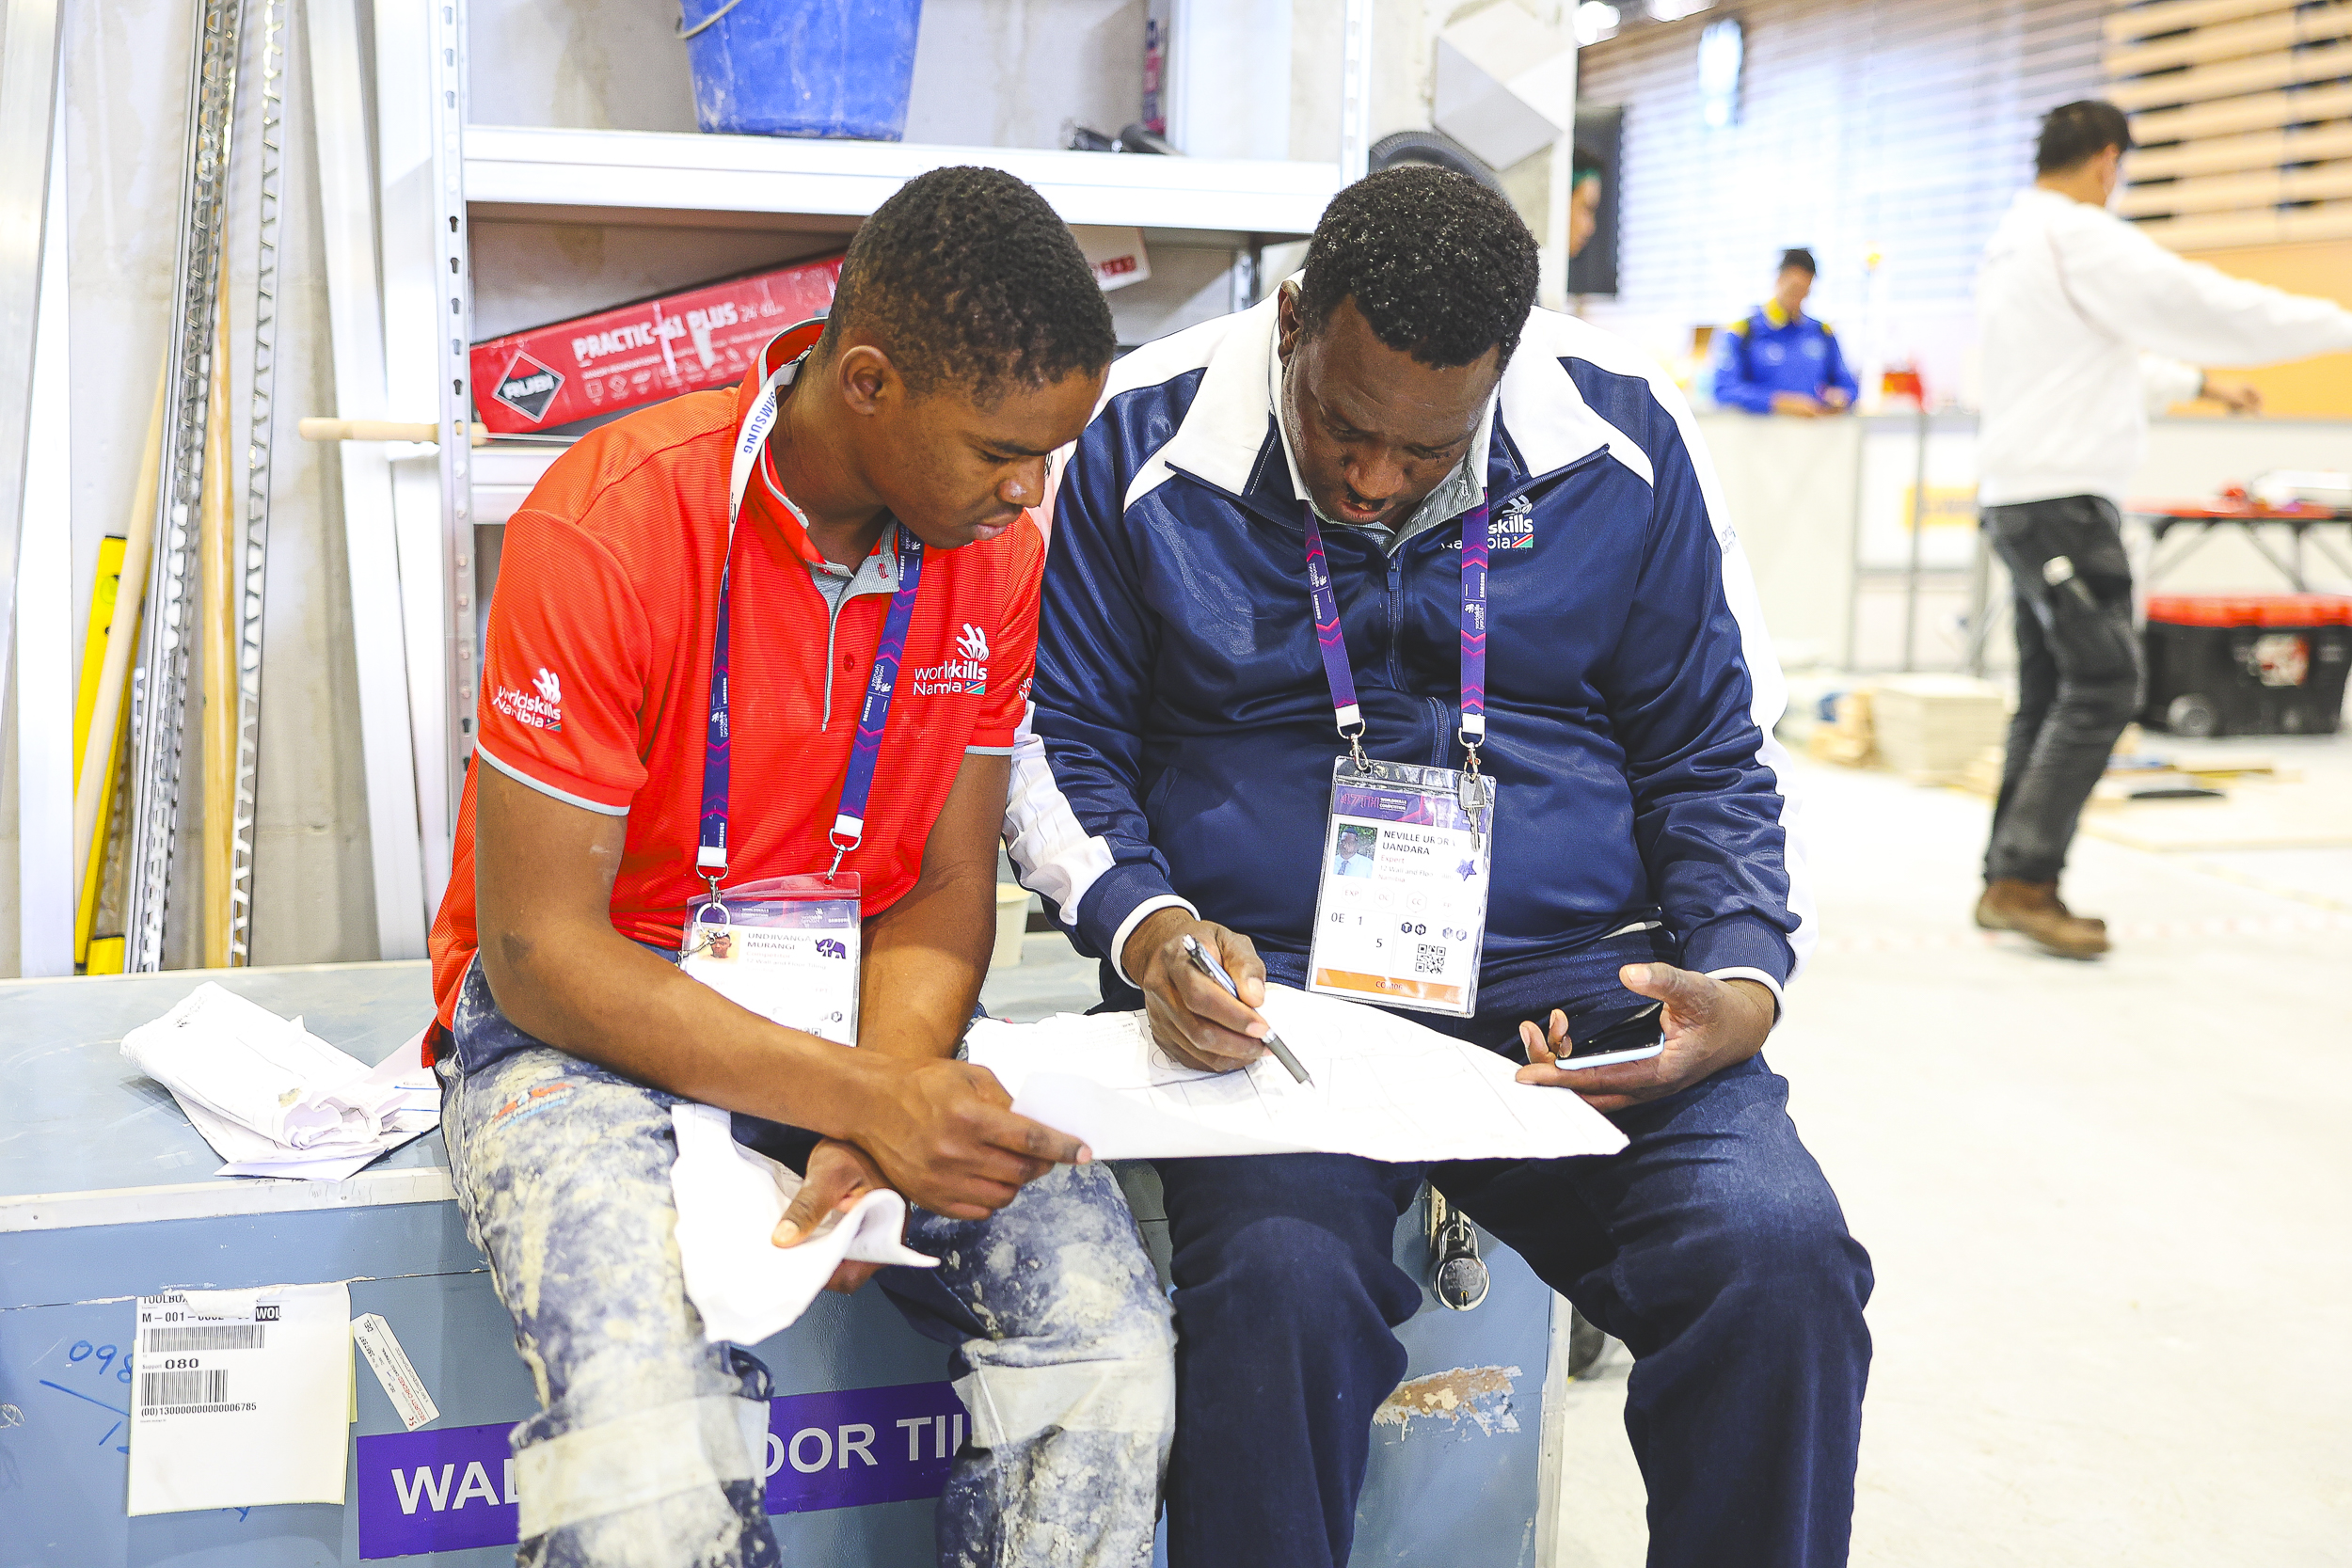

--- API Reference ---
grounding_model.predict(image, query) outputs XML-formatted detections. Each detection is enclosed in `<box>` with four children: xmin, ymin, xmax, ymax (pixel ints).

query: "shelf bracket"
<box><xmin>430</xmin><ymin>0</ymin><xmax>479</xmax><ymax>819</ymax></box>
<box><xmin>126</xmin><ymin>0</ymin><xmax>246</xmax><ymax>972</ymax></box>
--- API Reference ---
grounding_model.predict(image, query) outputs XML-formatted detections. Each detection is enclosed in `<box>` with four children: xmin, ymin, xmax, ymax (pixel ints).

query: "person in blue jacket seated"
<box><xmin>1007</xmin><ymin>166</ymin><xmax>1873</xmax><ymax>1568</ymax></box>
<box><xmin>1715</xmin><ymin>246</ymin><xmax>1860</xmax><ymax>417</ymax></box>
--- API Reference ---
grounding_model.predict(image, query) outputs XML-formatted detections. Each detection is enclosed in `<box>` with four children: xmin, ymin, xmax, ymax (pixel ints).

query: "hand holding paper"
<box><xmin>668</xmin><ymin>987</ymin><xmax>1623</xmax><ymax>1344</ymax></box>
<box><xmin>964</xmin><ymin>984</ymin><xmax>1628</xmax><ymax>1164</ymax></box>
<box><xmin>669</xmin><ymin>1104</ymin><xmax>936</xmax><ymax>1346</ymax></box>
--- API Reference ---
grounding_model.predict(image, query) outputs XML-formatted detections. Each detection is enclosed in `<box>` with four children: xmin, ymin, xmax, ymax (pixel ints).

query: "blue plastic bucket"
<box><xmin>679</xmin><ymin>0</ymin><xmax>925</xmax><ymax>141</ymax></box>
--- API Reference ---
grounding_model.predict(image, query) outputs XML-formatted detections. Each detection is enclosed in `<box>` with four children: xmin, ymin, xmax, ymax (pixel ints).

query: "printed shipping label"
<box><xmin>357</xmin><ymin>1380</ymin><xmax>966</xmax><ymax>1559</ymax></box>
<box><xmin>127</xmin><ymin>1283</ymin><xmax>354</xmax><ymax>1514</ymax></box>
<box><xmin>469</xmin><ymin>254</ymin><xmax>845</xmax><ymax>434</ymax></box>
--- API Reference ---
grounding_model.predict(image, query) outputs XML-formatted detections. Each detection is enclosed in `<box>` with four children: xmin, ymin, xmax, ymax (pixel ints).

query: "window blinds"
<box><xmin>1571</xmin><ymin>0</ymin><xmax>2104</xmax><ymax>359</ymax></box>
<box><xmin>2110</xmin><ymin>0</ymin><xmax>2352</xmax><ymax>249</ymax></box>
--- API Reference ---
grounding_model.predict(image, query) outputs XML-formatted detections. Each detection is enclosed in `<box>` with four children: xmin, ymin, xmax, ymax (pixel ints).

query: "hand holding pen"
<box><xmin>1183</xmin><ymin>936</ymin><xmax>1311</xmax><ymax>1085</ymax></box>
<box><xmin>1119</xmin><ymin>908</ymin><xmax>1309</xmax><ymax>1080</ymax></box>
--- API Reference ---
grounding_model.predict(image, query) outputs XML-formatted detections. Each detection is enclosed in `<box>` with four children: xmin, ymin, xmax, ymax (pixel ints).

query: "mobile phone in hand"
<box><xmin>1548</xmin><ymin>1000</ymin><xmax>1666</xmax><ymax>1070</ymax></box>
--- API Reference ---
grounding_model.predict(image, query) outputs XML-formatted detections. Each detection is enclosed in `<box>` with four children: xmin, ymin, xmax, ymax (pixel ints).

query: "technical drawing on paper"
<box><xmin>963</xmin><ymin>985</ymin><xmax>1627</xmax><ymax>1164</ymax></box>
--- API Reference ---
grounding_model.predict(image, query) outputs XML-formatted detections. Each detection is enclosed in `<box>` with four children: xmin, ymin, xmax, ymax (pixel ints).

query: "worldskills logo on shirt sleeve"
<box><xmin>488</xmin><ymin>667</ymin><xmax>564</xmax><ymax>732</ymax></box>
<box><xmin>909</xmin><ymin>625</ymin><xmax>991</xmax><ymax>697</ymax></box>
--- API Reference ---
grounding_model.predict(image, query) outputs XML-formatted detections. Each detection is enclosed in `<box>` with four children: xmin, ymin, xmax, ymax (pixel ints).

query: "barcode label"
<box><xmin>144</xmin><ymin>1324</ymin><xmax>265</xmax><ymax>1353</ymax></box>
<box><xmin>140</xmin><ymin>1369</ymin><xmax>230</xmax><ymax>1409</ymax></box>
<box><xmin>1414</xmin><ymin>942</ymin><xmax>1447</xmax><ymax>975</ymax></box>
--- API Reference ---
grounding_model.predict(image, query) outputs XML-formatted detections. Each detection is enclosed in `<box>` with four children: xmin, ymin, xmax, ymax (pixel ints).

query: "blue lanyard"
<box><xmin>1299</xmin><ymin>499</ymin><xmax>1490</xmax><ymax>774</ymax></box>
<box><xmin>696</xmin><ymin>340</ymin><xmax>925</xmax><ymax>892</ymax></box>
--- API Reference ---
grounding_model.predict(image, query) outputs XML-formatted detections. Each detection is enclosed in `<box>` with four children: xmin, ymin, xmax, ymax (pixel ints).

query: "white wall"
<box><xmin>1694</xmin><ymin>410</ymin><xmax>2352</xmax><ymax>678</ymax></box>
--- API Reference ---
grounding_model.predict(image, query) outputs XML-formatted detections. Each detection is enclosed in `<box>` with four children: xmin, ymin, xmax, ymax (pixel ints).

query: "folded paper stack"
<box><xmin>122</xmin><ymin>982</ymin><xmax>441</xmax><ymax>1181</ymax></box>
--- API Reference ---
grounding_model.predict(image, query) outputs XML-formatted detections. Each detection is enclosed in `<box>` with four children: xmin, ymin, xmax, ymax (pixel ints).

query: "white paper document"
<box><xmin>964</xmin><ymin>984</ymin><xmax>1629</xmax><ymax>1164</ymax></box>
<box><xmin>125</xmin><ymin>990</ymin><xmax>440</xmax><ymax>1180</ymax></box>
<box><xmin>126</xmin><ymin>1282</ymin><xmax>354</xmax><ymax>1514</ymax></box>
<box><xmin>669</xmin><ymin>1104</ymin><xmax>937</xmax><ymax>1347</ymax></box>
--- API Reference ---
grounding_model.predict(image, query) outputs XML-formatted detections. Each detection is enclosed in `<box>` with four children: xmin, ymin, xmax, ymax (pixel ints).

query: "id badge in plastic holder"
<box><xmin>680</xmin><ymin>874</ymin><xmax>863</xmax><ymax>1046</ymax></box>
<box><xmin>1306</xmin><ymin>757</ymin><xmax>1496</xmax><ymax>1017</ymax></box>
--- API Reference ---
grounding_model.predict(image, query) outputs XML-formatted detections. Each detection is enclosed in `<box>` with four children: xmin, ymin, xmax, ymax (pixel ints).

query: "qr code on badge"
<box><xmin>1414</xmin><ymin>942</ymin><xmax>1447</xmax><ymax>975</ymax></box>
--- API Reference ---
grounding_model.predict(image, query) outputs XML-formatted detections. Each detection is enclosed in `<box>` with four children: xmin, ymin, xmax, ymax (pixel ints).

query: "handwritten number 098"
<box><xmin>67</xmin><ymin>1340</ymin><xmax>134</xmax><ymax>1382</ymax></box>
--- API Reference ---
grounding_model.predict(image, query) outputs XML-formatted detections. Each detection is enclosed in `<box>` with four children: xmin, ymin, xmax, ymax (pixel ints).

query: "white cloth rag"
<box><xmin>669</xmin><ymin>1103</ymin><xmax>936</xmax><ymax>1346</ymax></box>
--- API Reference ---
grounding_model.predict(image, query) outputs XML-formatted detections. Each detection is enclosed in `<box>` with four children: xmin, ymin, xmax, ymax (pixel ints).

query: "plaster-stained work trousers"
<box><xmin>440</xmin><ymin>959</ymin><xmax>1174</xmax><ymax>1568</ymax></box>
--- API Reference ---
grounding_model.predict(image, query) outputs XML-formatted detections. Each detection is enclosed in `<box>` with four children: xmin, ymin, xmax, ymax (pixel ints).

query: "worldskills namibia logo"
<box><xmin>1493</xmin><ymin>496</ymin><xmax>1534</xmax><ymax>550</ymax></box>
<box><xmin>489</xmin><ymin>666</ymin><xmax>564</xmax><ymax>733</ymax></box>
<box><xmin>911</xmin><ymin>624</ymin><xmax>990</xmax><ymax>697</ymax></box>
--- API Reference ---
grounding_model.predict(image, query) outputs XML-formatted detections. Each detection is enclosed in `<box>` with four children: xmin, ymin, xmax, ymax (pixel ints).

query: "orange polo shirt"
<box><xmin>428</xmin><ymin>324</ymin><xmax>1042</xmax><ymax>1027</ymax></box>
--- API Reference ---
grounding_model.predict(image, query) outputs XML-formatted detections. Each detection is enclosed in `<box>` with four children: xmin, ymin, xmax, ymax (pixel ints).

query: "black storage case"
<box><xmin>2142</xmin><ymin>594</ymin><xmax>2351</xmax><ymax>737</ymax></box>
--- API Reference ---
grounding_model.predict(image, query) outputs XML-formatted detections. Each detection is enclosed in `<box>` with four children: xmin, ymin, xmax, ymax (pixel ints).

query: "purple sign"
<box><xmin>356</xmin><ymin>1425</ymin><xmax>520</xmax><ymax>1559</ymax></box>
<box><xmin>358</xmin><ymin>1381</ymin><xmax>965</xmax><ymax>1560</ymax></box>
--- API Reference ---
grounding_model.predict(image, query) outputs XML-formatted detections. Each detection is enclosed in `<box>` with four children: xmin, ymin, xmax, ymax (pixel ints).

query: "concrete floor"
<box><xmin>979</xmin><ymin>737</ymin><xmax>2352</xmax><ymax>1567</ymax></box>
<box><xmin>1553</xmin><ymin>744</ymin><xmax>2352</xmax><ymax>1568</ymax></box>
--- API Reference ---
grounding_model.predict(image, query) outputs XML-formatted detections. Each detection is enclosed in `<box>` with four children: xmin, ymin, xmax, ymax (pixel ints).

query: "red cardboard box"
<box><xmin>470</xmin><ymin>253</ymin><xmax>845</xmax><ymax>433</ymax></box>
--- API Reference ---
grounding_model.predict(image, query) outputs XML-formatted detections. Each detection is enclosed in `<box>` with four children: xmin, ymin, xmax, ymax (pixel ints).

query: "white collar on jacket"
<box><xmin>1102</xmin><ymin>291</ymin><xmax>1662</xmax><ymax>517</ymax></box>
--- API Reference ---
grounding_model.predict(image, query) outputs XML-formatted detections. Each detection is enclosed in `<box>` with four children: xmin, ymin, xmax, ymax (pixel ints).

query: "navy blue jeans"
<box><xmin>1153</xmin><ymin>931</ymin><xmax>1874</xmax><ymax>1568</ymax></box>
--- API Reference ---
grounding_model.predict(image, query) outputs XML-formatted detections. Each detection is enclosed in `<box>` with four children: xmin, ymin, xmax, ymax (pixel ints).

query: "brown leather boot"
<box><xmin>1975</xmin><ymin>879</ymin><xmax>2110</xmax><ymax>958</ymax></box>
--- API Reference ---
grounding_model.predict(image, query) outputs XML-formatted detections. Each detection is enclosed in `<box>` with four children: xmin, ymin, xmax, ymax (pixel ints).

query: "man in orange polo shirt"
<box><xmin>429</xmin><ymin>168</ymin><xmax>1171</xmax><ymax>1567</ymax></box>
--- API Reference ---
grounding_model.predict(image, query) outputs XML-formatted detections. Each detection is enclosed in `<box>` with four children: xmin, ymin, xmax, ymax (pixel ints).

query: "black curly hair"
<box><xmin>1296</xmin><ymin>166</ymin><xmax>1540</xmax><ymax>371</ymax></box>
<box><xmin>818</xmin><ymin>166</ymin><xmax>1114</xmax><ymax>402</ymax></box>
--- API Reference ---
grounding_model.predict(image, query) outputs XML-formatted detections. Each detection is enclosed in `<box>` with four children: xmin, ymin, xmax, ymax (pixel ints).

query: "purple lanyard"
<box><xmin>1301</xmin><ymin>499</ymin><xmax>1490</xmax><ymax>769</ymax></box>
<box><xmin>696</xmin><ymin>519</ymin><xmax>926</xmax><ymax>892</ymax></box>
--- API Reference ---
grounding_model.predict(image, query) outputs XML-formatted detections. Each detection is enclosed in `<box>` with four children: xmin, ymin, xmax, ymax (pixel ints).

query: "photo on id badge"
<box><xmin>1308</xmin><ymin>762</ymin><xmax>1492</xmax><ymax>1017</ymax></box>
<box><xmin>680</xmin><ymin>875</ymin><xmax>863</xmax><ymax>1046</ymax></box>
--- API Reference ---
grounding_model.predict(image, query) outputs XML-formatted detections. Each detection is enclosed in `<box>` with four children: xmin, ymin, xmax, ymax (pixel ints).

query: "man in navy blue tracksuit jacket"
<box><xmin>1005</xmin><ymin>168</ymin><xmax>1871</xmax><ymax>1567</ymax></box>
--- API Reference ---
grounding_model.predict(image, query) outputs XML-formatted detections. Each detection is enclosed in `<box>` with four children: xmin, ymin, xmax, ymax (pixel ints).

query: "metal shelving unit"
<box><xmin>343</xmin><ymin>2</ymin><xmax>1372</xmax><ymax>953</ymax></box>
<box><xmin>466</xmin><ymin>125</ymin><xmax>1348</xmax><ymax>239</ymax></box>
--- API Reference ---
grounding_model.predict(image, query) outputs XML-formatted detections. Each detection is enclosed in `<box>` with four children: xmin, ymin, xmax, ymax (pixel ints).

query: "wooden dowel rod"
<box><xmin>72</xmin><ymin>367</ymin><xmax>167</xmax><ymax>899</ymax></box>
<box><xmin>297</xmin><ymin>416</ymin><xmax>489</xmax><ymax>445</ymax></box>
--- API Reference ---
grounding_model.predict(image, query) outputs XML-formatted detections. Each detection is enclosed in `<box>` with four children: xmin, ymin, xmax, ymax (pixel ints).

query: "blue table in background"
<box><xmin>1</xmin><ymin>962</ymin><xmax>1564</xmax><ymax>1566</ymax></box>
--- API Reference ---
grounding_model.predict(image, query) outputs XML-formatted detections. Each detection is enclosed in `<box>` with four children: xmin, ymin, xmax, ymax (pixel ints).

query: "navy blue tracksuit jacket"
<box><xmin>1005</xmin><ymin>297</ymin><xmax>1810</xmax><ymax>1015</ymax></box>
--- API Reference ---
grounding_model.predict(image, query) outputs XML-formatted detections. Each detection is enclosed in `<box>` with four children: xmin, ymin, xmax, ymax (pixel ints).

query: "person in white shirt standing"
<box><xmin>1973</xmin><ymin>99</ymin><xmax>2352</xmax><ymax>958</ymax></box>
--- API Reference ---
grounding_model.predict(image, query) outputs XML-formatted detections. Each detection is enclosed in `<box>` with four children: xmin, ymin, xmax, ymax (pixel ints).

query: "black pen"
<box><xmin>1181</xmin><ymin>934</ymin><xmax>1312</xmax><ymax>1085</ymax></box>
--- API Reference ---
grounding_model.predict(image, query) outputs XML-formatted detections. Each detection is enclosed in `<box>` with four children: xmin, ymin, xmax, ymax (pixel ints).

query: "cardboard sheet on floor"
<box><xmin>127</xmin><ymin>1281</ymin><xmax>353</xmax><ymax>1513</ymax></box>
<box><xmin>964</xmin><ymin>984</ymin><xmax>1629</xmax><ymax>1164</ymax></box>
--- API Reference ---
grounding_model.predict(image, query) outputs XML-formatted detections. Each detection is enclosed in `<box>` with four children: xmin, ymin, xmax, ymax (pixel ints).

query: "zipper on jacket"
<box><xmin>819</xmin><ymin>589</ymin><xmax>846</xmax><ymax>731</ymax></box>
<box><xmin>1385</xmin><ymin>549</ymin><xmax>1406</xmax><ymax>686</ymax></box>
<box><xmin>1384</xmin><ymin>444</ymin><xmax>1612</xmax><ymax>767</ymax></box>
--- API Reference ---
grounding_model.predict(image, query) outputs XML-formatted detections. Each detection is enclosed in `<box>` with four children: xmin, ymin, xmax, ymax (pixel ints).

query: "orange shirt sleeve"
<box><xmin>974</xmin><ymin>518</ymin><xmax>1043</xmax><ymax>750</ymax></box>
<box><xmin>474</xmin><ymin>509</ymin><xmax>656</xmax><ymax>814</ymax></box>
